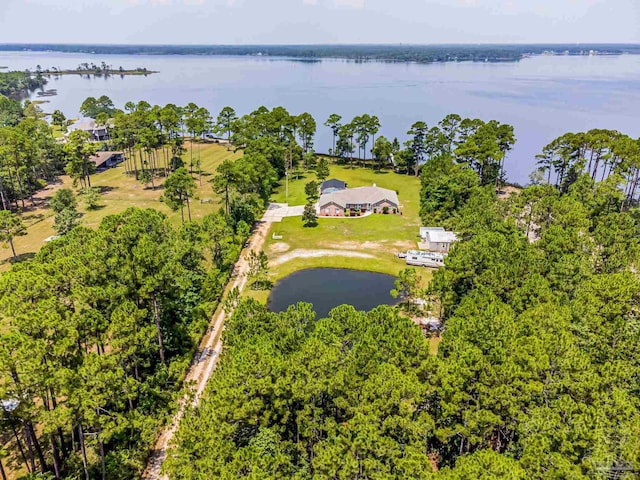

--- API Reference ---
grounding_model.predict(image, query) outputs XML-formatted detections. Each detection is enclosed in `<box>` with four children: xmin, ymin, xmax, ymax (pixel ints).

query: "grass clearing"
<box><xmin>0</xmin><ymin>142</ymin><xmax>241</xmax><ymax>271</ymax></box>
<box><xmin>263</xmin><ymin>163</ymin><xmax>430</xmax><ymax>282</ymax></box>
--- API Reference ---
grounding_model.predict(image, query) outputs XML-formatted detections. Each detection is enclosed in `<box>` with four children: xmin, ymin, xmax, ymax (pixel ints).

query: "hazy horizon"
<box><xmin>2</xmin><ymin>41</ymin><xmax>640</xmax><ymax>47</ymax></box>
<box><xmin>1</xmin><ymin>0</ymin><xmax>639</xmax><ymax>45</ymax></box>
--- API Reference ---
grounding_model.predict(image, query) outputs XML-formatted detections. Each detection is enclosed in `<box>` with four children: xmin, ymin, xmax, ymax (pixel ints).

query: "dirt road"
<box><xmin>143</xmin><ymin>220</ymin><xmax>272</xmax><ymax>480</ymax></box>
<box><xmin>270</xmin><ymin>248</ymin><xmax>375</xmax><ymax>266</ymax></box>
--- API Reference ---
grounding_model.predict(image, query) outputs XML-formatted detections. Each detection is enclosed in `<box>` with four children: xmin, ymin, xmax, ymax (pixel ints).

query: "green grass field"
<box><xmin>263</xmin><ymin>164</ymin><xmax>428</xmax><ymax>282</ymax></box>
<box><xmin>0</xmin><ymin>142</ymin><xmax>241</xmax><ymax>271</ymax></box>
<box><xmin>4</xmin><ymin>150</ymin><xmax>433</xmax><ymax>299</ymax></box>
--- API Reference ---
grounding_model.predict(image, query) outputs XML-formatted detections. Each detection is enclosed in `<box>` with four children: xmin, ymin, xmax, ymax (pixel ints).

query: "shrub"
<box><xmin>82</xmin><ymin>187</ymin><xmax>102</xmax><ymax>210</ymax></box>
<box><xmin>383</xmin><ymin>206</ymin><xmax>389</xmax><ymax>214</ymax></box>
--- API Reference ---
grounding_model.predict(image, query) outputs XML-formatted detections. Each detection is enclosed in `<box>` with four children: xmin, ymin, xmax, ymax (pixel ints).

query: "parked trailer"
<box><xmin>405</xmin><ymin>250</ymin><xmax>446</xmax><ymax>268</ymax></box>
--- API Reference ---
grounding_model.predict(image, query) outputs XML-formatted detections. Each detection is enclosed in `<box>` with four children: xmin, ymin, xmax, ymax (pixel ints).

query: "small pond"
<box><xmin>267</xmin><ymin>268</ymin><xmax>397</xmax><ymax>319</ymax></box>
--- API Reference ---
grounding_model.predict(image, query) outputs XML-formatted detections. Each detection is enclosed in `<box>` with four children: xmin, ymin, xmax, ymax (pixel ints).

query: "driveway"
<box><xmin>262</xmin><ymin>203</ymin><xmax>305</xmax><ymax>222</ymax></box>
<box><xmin>143</xmin><ymin>221</ymin><xmax>272</xmax><ymax>480</ymax></box>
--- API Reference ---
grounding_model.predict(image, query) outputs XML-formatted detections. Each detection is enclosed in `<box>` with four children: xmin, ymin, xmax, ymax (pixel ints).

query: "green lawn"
<box><xmin>0</xmin><ymin>142</ymin><xmax>241</xmax><ymax>271</ymax></box>
<box><xmin>263</xmin><ymin>164</ymin><xmax>428</xmax><ymax>283</ymax></box>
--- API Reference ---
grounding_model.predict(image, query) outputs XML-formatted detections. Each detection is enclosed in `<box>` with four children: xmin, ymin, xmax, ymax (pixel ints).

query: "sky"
<box><xmin>0</xmin><ymin>0</ymin><xmax>639</xmax><ymax>44</ymax></box>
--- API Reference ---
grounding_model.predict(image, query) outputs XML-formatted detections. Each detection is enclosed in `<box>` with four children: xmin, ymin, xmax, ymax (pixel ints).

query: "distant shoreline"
<box><xmin>40</xmin><ymin>68</ymin><xmax>158</xmax><ymax>76</ymax></box>
<box><xmin>2</xmin><ymin>43</ymin><xmax>639</xmax><ymax>64</ymax></box>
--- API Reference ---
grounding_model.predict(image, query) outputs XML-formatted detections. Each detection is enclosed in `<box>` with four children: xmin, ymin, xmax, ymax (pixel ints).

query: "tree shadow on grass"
<box><xmin>98</xmin><ymin>185</ymin><xmax>118</xmax><ymax>194</ymax></box>
<box><xmin>142</xmin><ymin>184</ymin><xmax>166</xmax><ymax>192</ymax></box>
<box><xmin>1</xmin><ymin>252</ymin><xmax>36</xmax><ymax>267</ymax></box>
<box><xmin>23</xmin><ymin>212</ymin><xmax>46</xmax><ymax>222</ymax></box>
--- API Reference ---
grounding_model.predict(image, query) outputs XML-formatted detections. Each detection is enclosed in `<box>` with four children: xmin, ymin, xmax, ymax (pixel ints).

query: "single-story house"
<box><xmin>90</xmin><ymin>151</ymin><xmax>124</xmax><ymax>171</ymax></box>
<box><xmin>424</xmin><ymin>230</ymin><xmax>458</xmax><ymax>253</ymax></box>
<box><xmin>318</xmin><ymin>184</ymin><xmax>399</xmax><ymax>216</ymax></box>
<box><xmin>67</xmin><ymin>119</ymin><xmax>111</xmax><ymax>142</ymax></box>
<box><xmin>320</xmin><ymin>178</ymin><xmax>347</xmax><ymax>194</ymax></box>
<box><xmin>419</xmin><ymin>226</ymin><xmax>445</xmax><ymax>240</ymax></box>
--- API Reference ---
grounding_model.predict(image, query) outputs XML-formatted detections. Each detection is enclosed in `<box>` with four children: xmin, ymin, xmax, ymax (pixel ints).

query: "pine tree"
<box><xmin>0</xmin><ymin>210</ymin><xmax>26</xmax><ymax>259</ymax></box>
<box><xmin>302</xmin><ymin>203</ymin><xmax>318</xmax><ymax>228</ymax></box>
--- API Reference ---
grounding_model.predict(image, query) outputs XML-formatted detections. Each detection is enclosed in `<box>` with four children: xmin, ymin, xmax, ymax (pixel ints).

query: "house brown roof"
<box><xmin>89</xmin><ymin>151</ymin><xmax>123</xmax><ymax>167</ymax></box>
<box><xmin>318</xmin><ymin>185</ymin><xmax>399</xmax><ymax>209</ymax></box>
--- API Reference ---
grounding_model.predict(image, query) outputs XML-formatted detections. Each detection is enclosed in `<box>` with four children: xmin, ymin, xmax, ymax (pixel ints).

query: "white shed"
<box><xmin>419</xmin><ymin>226</ymin><xmax>445</xmax><ymax>240</ymax></box>
<box><xmin>426</xmin><ymin>230</ymin><xmax>458</xmax><ymax>253</ymax></box>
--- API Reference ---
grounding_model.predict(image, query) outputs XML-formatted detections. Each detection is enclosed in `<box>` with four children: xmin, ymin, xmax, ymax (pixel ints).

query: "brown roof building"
<box><xmin>89</xmin><ymin>151</ymin><xmax>124</xmax><ymax>170</ymax></box>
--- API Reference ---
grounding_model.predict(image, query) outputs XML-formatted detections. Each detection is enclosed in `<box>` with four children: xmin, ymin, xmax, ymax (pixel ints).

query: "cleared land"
<box><xmin>0</xmin><ymin>143</ymin><xmax>241</xmax><ymax>271</ymax></box>
<box><xmin>265</xmin><ymin>165</ymin><xmax>425</xmax><ymax>281</ymax></box>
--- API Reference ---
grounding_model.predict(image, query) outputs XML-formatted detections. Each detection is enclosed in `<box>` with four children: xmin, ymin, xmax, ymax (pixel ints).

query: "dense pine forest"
<box><xmin>1</xmin><ymin>91</ymin><xmax>639</xmax><ymax>478</ymax></box>
<box><xmin>167</xmin><ymin>125</ymin><xmax>640</xmax><ymax>477</ymax></box>
<box><xmin>0</xmin><ymin>208</ymin><xmax>250</xmax><ymax>478</ymax></box>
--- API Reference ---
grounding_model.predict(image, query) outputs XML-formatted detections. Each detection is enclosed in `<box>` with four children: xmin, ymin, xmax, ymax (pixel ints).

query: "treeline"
<box><xmin>0</xmin><ymin>106</ymin><xmax>65</xmax><ymax>211</ymax></box>
<box><xmin>166</xmin><ymin>301</ymin><xmax>437</xmax><ymax>478</ymax></box>
<box><xmin>0</xmin><ymin>99</ymin><xmax>331</xmax><ymax>478</ymax></box>
<box><xmin>1</xmin><ymin>97</ymin><xmax>519</xmax><ymax>216</ymax></box>
<box><xmin>423</xmin><ymin>140</ymin><xmax>640</xmax><ymax>475</ymax></box>
<box><xmin>35</xmin><ymin>62</ymin><xmax>152</xmax><ymax>76</ymax></box>
<box><xmin>0</xmin><ymin>97</ymin><xmax>326</xmax><ymax>245</ymax></box>
<box><xmin>0</xmin><ymin>96</ymin><xmax>318</xmax><ymax>211</ymax></box>
<box><xmin>327</xmin><ymin>113</ymin><xmax>514</xmax><ymax>186</ymax></box>
<box><xmin>3</xmin><ymin>44</ymin><xmax>640</xmax><ymax>63</ymax></box>
<box><xmin>77</xmin><ymin>98</ymin><xmax>316</xmax><ymax>188</ymax></box>
<box><xmin>0</xmin><ymin>71</ymin><xmax>47</xmax><ymax>97</ymax></box>
<box><xmin>166</xmin><ymin>129</ymin><xmax>640</xmax><ymax>477</ymax></box>
<box><xmin>535</xmin><ymin>129</ymin><xmax>640</xmax><ymax>207</ymax></box>
<box><xmin>0</xmin><ymin>207</ymin><xmax>251</xmax><ymax>479</ymax></box>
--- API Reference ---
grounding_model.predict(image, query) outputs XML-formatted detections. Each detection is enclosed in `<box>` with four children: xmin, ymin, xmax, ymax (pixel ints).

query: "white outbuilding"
<box><xmin>424</xmin><ymin>229</ymin><xmax>458</xmax><ymax>253</ymax></box>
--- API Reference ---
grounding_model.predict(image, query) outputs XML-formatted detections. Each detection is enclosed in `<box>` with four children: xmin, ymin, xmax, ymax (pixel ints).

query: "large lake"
<box><xmin>2</xmin><ymin>51</ymin><xmax>640</xmax><ymax>183</ymax></box>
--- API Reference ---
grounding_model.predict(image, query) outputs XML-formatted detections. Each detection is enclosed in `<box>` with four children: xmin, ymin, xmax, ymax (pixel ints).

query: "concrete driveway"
<box><xmin>262</xmin><ymin>203</ymin><xmax>305</xmax><ymax>222</ymax></box>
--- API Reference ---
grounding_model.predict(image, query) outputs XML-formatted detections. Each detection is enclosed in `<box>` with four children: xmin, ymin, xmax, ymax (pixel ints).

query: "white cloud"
<box><xmin>303</xmin><ymin>0</ymin><xmax>318</xmax><ymax>5</ymax></box>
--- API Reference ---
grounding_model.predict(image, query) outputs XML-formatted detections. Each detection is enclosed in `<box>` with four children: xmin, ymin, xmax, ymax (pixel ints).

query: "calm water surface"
<box><xmin>2</xmin><ymin>51</ymin><xmax>639</xmax><ymax>183</ymax></box>
<box><xmin>268</xmin><ymin>268</ymin><xmax>397</xmax><ymax>319</ymax></box>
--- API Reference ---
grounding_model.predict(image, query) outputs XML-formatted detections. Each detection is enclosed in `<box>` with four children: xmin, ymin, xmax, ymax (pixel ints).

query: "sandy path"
<box><xmin>270</xmin><ymin>249</ymin><xmax>375</xmax><ymax>266</ymax></box>
<box><xmin>143</xmin><ymin>220</ymin><xmax>272</xmax><ymax>480</ymax></box>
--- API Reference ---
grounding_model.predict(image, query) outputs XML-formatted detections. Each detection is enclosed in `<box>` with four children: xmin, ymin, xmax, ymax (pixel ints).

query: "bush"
<box><xmin>383</xmin><ymin>206</ymin><xmax>389</xmax><ymax>214</ymax></box>
<box><xmin>138</xmin><ymin>170</ymin><xmax>152</xmax><ymax>187</ymax></box>
<box><xmin>82</xmin><ymin>187</ymin><xmax>101</xmax><ymax>210</ymax></box>
<box><xmin>50</xmin><ymin>188</ymin><xmax>77</xmax><ymax>214</ymax></box>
